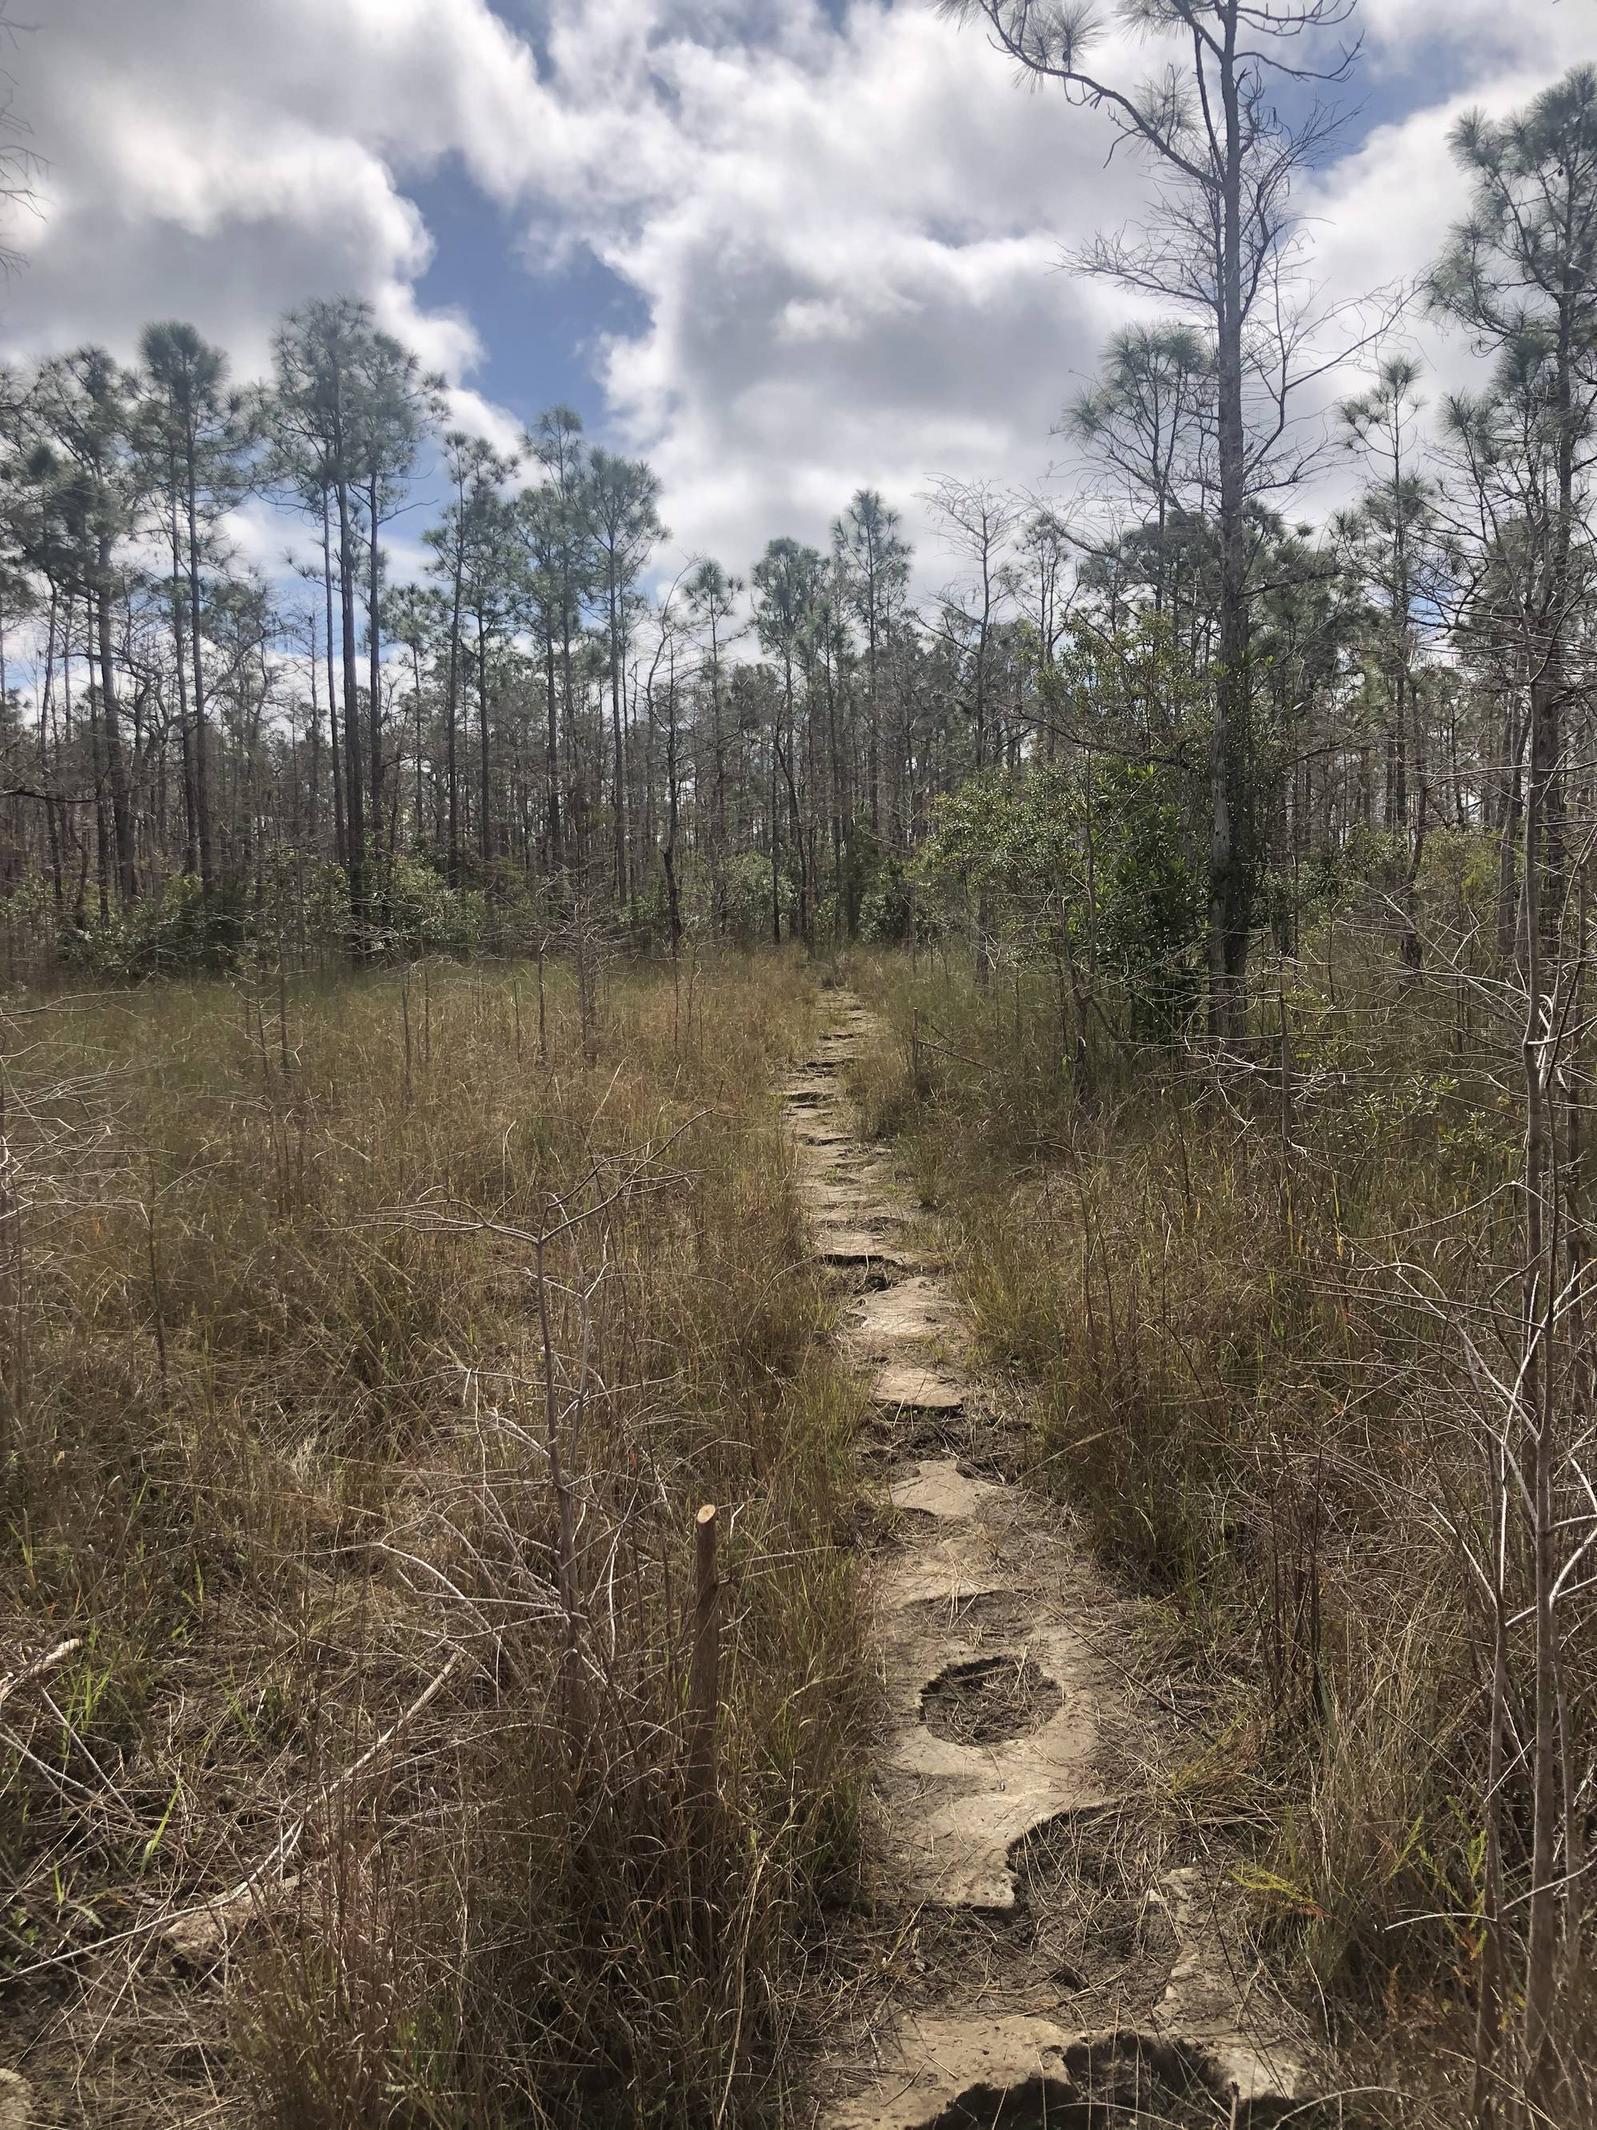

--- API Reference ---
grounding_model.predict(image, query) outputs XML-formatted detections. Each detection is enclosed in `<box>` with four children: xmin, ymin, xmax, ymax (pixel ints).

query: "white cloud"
<box><xmin>4</xmin><ymin>0</ymin><xmax>1593</xmax><ymax>600</ymax></box>
<box><xmin>1303</xmin><ymin>20</ymin><xmax>1597</xmax><ymax>426</ymax></box>
<box><xmin>4</xmin><ymin>0</ymin><xmax>1155</xmax><ymax>586</ymax></box>
<box><xmin>1361</xmin><ymin>0</ymin><xmax>1596</xmax><ymax>71</ymax></box>
<box><xmin>521</xmin><ymin>1</ymin><xmax>1160</xmax><ymax>573</ymax></box>
<box><xmin>7</xmin><ymin>0</ymin><xmax>544</xmax><ymax>387</ymax></box>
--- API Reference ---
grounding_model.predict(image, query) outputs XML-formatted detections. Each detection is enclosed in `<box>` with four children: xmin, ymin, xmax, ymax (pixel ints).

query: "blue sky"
<box><xmin>408</xmin><ymin>162</ymin><xmax>647</xmax><ymax>433</ymax></box>
<box><xmin>5</xmin><ymin>0</ymin><xmax>1595</xmax><ymax>591</ymax></box>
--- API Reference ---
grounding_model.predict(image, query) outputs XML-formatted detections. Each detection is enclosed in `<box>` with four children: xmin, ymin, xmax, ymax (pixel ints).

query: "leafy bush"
<box><xmin>720</xmin><ymin>848</ymin><xmax>793</xmax><ymax>945</ymax></box>
<box><xmin>917</xmin><ymin>756</ymin><xmax>1203</xmax><ymax>1039</ymax></box>
<box><xmin>858</xmin><ymin>857</ymin><xmax>914</xmax><ymax>945</ymax></box>
<box><xmin>58</xmin><ymin>872</ymin><xmax>250</xmax><ymax>979</ymax></box>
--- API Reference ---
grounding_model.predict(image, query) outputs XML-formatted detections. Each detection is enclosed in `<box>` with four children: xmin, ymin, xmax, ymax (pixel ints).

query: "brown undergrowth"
<box><xmin>843</xmin><ymin>943</ymin><xmax>1597</xmax><ymax>2126</ymax></box>
<box><xmin>0</xmin><ymin>951</ymin><xmax>868</xmax><ymax>2127</ymax></box>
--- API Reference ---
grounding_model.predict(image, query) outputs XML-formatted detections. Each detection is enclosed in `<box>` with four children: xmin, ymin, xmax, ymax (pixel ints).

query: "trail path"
<box><xmin>787</xmin><ymin>995</ymin><xmax>1316</xmax><ymax>2130</ymax></box>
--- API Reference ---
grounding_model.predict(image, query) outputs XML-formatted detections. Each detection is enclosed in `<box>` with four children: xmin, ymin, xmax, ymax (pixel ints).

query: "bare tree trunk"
<box><xmin>608</xmin><ymin>560</ymin><xmax>630</xmax><ymax>907</ymax></box>
<box><xmin>543</xmin><ymin>631</ymin><xmax>563</xmax><ymax>876</ymax></box>
<box><xmin>186</xmin><ymin>446</ymin><xmax>216</xmax><ymax>895</ymax></box>
<box><xmin>1520</xmin><ymin>651</ymin><xmax>1561</xmax><ymax>2116</ymax></box>
<box><xmin>367</xmin><ymin>474</ymin><xmax>384</xmax><ymax>874</ymax></box>
<box><xmin>1209</xmin><ymin>8</ymin><xmax>1250</xmax><ymax>1041</ymax></box>
<box><xmin>322</xmin><ymin>495</ymin><xmax>345</xmax><ymax>869</ymax></box>
<box><xmin>445</xmin><ymin>531</ymin><xmax>463</xmax><ymax>889</ymax></box>
<box><xmin>478</xmin><ymin>610</ymin><xmax>493</xmax><ymax>866</ymax></box>
<box><xmin>334</xmin><ymin>471</ymin><xmax>366</xmax><ymax>935</ymax></box>
<box><xmin>94</xmin><ymin>556</ymin><xmax>136</xmax><ymax>906</ymax></box>
<box><xmin>166</xmin><ymin>486</ymin><xmax>198</xmax><ymax>881</ymax></box>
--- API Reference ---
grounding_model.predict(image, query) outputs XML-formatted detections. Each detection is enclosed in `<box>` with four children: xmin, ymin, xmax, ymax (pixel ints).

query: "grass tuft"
<box><xmin>1</xmin><ymin>951</ymin><xmax>867</xmax><ymax>2127</ymax></box>
<box><xmin>844</xmin><ymin>942</ymin><xmax>1596</xmax><ymax>2117</ymax></box>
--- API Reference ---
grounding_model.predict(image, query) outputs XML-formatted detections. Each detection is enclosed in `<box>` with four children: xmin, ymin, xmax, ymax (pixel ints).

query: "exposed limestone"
<box><xmin>823</xmin><ymin>2016</ymin><xmax>1282</xmax><ymax>2130</ymax></box>
<box><xmin>1154</xmin><ymin>1866</ymin><xmax>1308</xmax><ymax>2105</ymax></box>
<box><xmin>803</xmin><ymin>1179</ymin><xmax>907</xmax><ymax>1224</ymax></box>
<box><xmin>815</xmin><ymin>1227</ymin><xmax>923</xmax><ymax>1272</ymax></box>
<box><xmin>871</xmin><ymin>1363</ymin><xmax>967</xmax><ymax>1413</ymax></box>
<box><xmin>888</xmin><ymin>1457</ymin><xmax>1000</xmax><ymax>1521</ymax></box>
<box><xmin>782</xmin><ymin>994</ymin><xmax>1312</xmax><ymax>2128</ymax></box>
<box><xmin>848</xmin><ymin>1276</ymin><xmax>964</xmax><ymax>1355</ymax></box>
<box><xmin>824</xmin><ymin>2013</ymin><xmax>1080</xmax><ymax>2130</ymax></box>
<box><xmin>791</xmin><ymin>1120</ymin><xmax>856</xmax><ymax>1149</ymax></box>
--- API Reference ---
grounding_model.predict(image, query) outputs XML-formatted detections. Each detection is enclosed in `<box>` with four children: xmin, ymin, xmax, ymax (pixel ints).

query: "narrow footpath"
<box><xmin>785</xmin><ymin>994</ymin><xmax>1319</xmax><ymax>2130</ymax></box>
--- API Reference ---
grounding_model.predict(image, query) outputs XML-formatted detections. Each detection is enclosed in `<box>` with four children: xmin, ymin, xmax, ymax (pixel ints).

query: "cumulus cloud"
<box><xmin>1302</xmin><ymin>21</ymin><xmax>1597</xmax><ymax>428</ymax></box>
<box><xmin>6</xmin><ymin>0</ymin><xmax>545</xmax><ymax>377</ymax></box>
<box><xmin>4</xmin><ymin>0</ymin><xmax>1593</xmax><ymax>591</ymax></box>
<box><xmin>519</xmin><ymin>0</ymin><xmax>1161</xmax><ymax>569</ymax></box>
<box><xmin>1361</xmin><ymin>0</ymin><xmax>1596</xmax><ymax>71</ymax></box>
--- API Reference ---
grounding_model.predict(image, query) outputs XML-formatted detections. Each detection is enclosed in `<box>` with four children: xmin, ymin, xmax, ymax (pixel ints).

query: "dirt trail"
<box><xmin>788</xmin><ymin>995</ymin><xmax>1315</xmax><ymax>2130</ymax></box>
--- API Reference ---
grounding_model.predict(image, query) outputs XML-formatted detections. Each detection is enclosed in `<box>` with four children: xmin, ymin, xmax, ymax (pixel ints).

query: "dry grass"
<box><xmin>0</xmin><ymin>950</ymin><xmax>868</xmax><ymax>2127</ymax></box>
<box><xmin>843</xmin><ymin>942</ymin><xmax>1597</xmax><ymax>2124</ymax></box>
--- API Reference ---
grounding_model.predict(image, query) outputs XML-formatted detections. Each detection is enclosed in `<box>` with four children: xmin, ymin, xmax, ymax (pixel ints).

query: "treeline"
<box><xmin>0</xmin><ymin>303</ymin><xmax>995</xmax><ymax>969</ymax></box>
<box><xmin>0</xmin><ymin>313</ymin><xmax>1454</xmax><ymax>979</ymax></box>
<box><xmin>1</xmin><ymin>68</ymin><xmax>1593</xmax><ymax>1008</ymax></box>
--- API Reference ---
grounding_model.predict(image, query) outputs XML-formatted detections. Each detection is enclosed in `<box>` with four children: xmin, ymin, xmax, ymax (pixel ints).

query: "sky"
<box><xmin>3</xmin><ymin>0</ymin><xmax>1596</xmax><ymax>598</ymax></box>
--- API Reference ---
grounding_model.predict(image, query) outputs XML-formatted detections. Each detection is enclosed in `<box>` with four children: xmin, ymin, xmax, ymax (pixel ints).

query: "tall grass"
<box><xmin>1</xmin><ymin>952</ymin><xmax>867</xmax><ymax>2126</ymax></box>
<box><xmin>845</xmin><ymin>942</ymin><xmax>1595</xmax><ymax>2120</ymax></box>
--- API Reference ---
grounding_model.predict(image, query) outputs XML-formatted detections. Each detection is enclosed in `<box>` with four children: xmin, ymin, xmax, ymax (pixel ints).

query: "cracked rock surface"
<box><xmin>786</xmin><ymin>994</ymin><xmax>1317</xmax><ymax>2129</ymax></box>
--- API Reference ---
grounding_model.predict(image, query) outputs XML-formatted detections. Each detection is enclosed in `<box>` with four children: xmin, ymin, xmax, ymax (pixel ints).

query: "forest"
<box><xmin>0</xmin><ymin>170</ymin><xmax>1518</xmax><ymax>991</ymax></box>
<box><xmin>3</xmin><ymin>1</ymin><xmax>1597</xmax><ymax>2127</ymax></box>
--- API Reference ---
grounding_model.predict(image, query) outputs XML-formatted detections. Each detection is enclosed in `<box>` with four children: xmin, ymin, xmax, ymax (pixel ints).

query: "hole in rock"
<box><xmin>922</xmin><ymin>1653</ymin><xmax>1063</xmax><ymax>1745</ymax></box>
<box><xmin>885</xmin><ymin>1504</ymin><xmax>943</xmax><ymax>1545</ymax></box>
<box><xmin>911</xmin><ymin>2039</ymin><xmax>1254</xmax><ymax>2130</ymax></box>
<box><xmin>913</xmin><ymin>2075</ymin><xmax>1078</xmax><ymax>2129</ymax></box>
<box><xmin>860</xmin><ymin>1265</ymin><xmax>899</xmax><ymax>1291</ymax></box>
<box><xmin>824</xmin><ymin>1258</ymin><xmax>905</xmax><ymax>1295</ymax></box>
<box><xmin>887</xmin><ymin>1415</ymin><xmax>968</xmax><ymax>1462</ymax></box>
